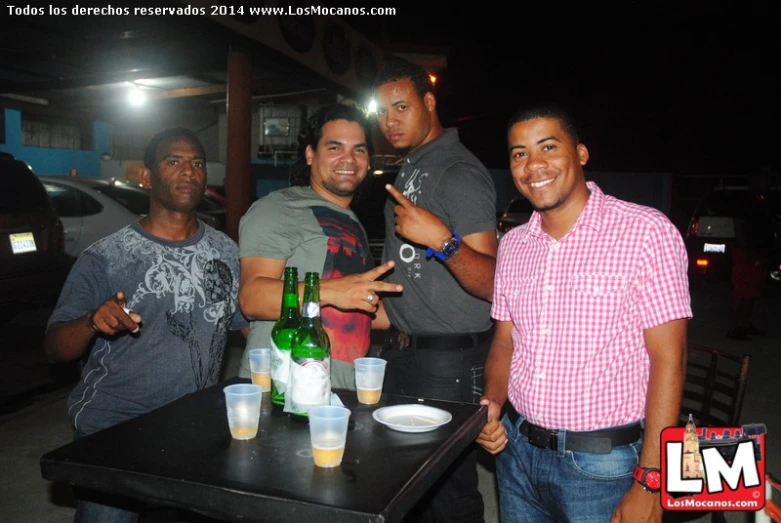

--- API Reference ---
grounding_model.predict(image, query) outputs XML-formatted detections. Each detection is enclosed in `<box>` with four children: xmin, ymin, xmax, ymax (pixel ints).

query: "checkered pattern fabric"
<box><xmin>492</xmin><ymin>182</ymin><xmax>692</xmax><ymax>431</ymax></box>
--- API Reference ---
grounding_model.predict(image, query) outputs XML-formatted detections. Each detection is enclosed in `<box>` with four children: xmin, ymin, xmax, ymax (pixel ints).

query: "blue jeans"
<box><xmin>74</xmin><ymin>497</ymin><xmax>139</xmax><ymax>523</ymax></box>
<box><xmin>496</xmin><ymin>413</ymin><xmax>641</xmax><ymax>523</ymax></box>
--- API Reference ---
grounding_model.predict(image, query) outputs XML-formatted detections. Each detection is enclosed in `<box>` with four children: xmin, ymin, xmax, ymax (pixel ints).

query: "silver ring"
<box><xmin>367</xmin><ymin>293</ymin><xmax>374</xmax><ymax>303</ymax></box>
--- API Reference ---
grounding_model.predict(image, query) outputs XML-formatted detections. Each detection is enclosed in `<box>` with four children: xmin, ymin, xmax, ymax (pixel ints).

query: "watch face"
<box><xmin>645</xmin><ymin>470</ymin><xmax>661</xmax><ymax>490</ymax></box>
<box><xmin>441</xmin><ymin>237</ymin><xmax>461</xmax><ymax>259</ymax></box>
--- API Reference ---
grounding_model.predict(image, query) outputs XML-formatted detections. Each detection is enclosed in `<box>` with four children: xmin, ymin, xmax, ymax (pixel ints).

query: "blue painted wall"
<box><xmin>249</xmin><ymin>159</ymin><xmax>295</xmax><ymax>201</ymax></box>
<box><xmin>0</xmin><ymin>109</ymin><xmax>110</xmax><ymax>176</ymax></box>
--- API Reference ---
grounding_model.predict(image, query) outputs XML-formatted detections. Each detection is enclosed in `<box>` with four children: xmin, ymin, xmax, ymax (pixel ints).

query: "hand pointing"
<box><xmin>386</xmin><ymin>184</ymin><xmax>451</xmax><ymax>250</ymax></box>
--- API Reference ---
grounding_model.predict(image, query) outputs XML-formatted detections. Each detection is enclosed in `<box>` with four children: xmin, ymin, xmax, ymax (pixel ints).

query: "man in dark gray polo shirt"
<box><xmin>373</xmin><ymin>58</ymin><xmax>497</xmax><ymax>523</ymax></box>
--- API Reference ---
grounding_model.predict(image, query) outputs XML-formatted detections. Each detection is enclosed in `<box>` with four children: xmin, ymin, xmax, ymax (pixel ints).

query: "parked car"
<box><xmin>205</xmin><ymin>186</ymin><xmax>227</xmax><ymax>206</ymax></box>
<box><xmin>199</xmin><ymin>187</ymin><xmax>227</xmax><ymax>231</ymax></box>
<box><xmin>686</xmin><ymin>185</ymin><xmax>781</xmax><ymax>284</ymax></box>
<box><xmin>0</xmin><ymin>155</ymin><xmax>69</xmax><ymax>317</ymax></box>
<box><xmin>496</xmin><ymin>195</ymin><xmax>534</xmax><ymax>240</ymax></box>
<box><xmin>40</xmin><ymin>177</ymin><xmax>223</xmax><ymax>257</ymax></box>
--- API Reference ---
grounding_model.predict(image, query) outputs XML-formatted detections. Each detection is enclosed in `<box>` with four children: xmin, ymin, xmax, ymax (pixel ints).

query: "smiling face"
<box><xmin>145</xmin><ymin>136</ymin><xmax>207</xmax><ymax>214</ymax></box>
<box><xmin>374</xmin><ymin>78</ymin><xmax>437</xmax><ymax>153</ymax></box>
<box><xmin>306</xmin><ymin>119</ymin><xmax>369</xmax><ymax>207</ymax></box>
<box><xmin>508</xmin><ymin>117</ymin><xmax>590</xmax><ymax>218</ymax></box>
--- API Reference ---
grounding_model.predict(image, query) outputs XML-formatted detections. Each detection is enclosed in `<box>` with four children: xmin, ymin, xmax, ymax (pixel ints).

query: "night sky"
<box><xmin>352</xmin><ymin>2</ymin><xmax>781</xmax><ymax>175</ymax></box>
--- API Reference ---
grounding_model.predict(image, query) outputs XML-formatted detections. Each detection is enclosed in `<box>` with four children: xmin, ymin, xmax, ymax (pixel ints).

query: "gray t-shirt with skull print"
<box><xmin>49</xmin><ymin>221</ymin><xmax>247</xmax><ymax>435</ymax></box>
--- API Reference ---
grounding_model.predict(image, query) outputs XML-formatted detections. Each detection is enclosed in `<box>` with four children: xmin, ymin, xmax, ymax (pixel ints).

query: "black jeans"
<box><xmin>382</xmin><ymin>327</ymin><xmax>492</xmax><ymax>523</ymax></box>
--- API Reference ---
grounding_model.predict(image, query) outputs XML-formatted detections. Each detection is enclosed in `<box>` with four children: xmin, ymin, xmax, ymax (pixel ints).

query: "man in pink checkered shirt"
<box><xmin>476</xmin><ymin>103</ymin><xmax>692</xmax><ymax>523</ymax></box>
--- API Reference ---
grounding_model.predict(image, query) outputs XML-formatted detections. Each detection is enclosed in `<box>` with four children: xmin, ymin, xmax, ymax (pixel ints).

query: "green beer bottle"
<box><xmin>270</xmin><ymin>266</ymin><xmax>300</xmax><ymax>407</ymax></box>
<box><xmin>288</xmin><ymin>272</ymin><xmax>331</xmax><ymax>417</ymax></box>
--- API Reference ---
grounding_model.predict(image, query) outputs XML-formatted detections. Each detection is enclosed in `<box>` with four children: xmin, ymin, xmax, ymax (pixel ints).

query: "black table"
<box><xmin>40</xmin><ymin>378</ymin><xmax>486</xmax><ymax>523</ymax></box>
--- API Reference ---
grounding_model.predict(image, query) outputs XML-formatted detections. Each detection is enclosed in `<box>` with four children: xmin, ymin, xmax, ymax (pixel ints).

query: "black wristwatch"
<box><xmin>426</xmin><ymin>231</ymin><xmax>462</xmax><ymax>261</ymax></box>
<box><xmin>632</xmin><ymin>465</ymin><xmax>661</xmax><ymax>493</ymax></box>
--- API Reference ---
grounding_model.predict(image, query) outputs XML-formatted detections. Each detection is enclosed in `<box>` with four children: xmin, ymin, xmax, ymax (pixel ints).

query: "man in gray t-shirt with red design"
<box><xmin>373</xmin><ymin>58</ymin><xmax>497</xmax><ymax>523</ymax></box>
<box><xmin>238</xmin><ymin>104</ymin><xmax>402</xmax><ymax>391</ymax></box>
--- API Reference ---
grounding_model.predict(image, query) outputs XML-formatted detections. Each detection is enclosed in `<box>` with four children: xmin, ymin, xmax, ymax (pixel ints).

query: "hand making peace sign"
<box><xmin>320</xmin><ymin>261</ymin><xmax>403</xmax><ymax>313</ymax></box>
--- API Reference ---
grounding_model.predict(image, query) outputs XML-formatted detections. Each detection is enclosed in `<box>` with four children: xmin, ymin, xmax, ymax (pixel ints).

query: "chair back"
<box><xmin>680</xmin><ymin>343</ymin><xmax>750</xmax><ymax>427</ymax></box>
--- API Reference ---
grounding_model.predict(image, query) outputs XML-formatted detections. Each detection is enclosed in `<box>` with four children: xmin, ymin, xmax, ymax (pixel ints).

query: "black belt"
<box><xmin>507</xmin><ymin>406</ymin><xmax>642</xmax><ymax>454</ymax></box>
<box><xmin>386</xmin><ymin>327</ymin><xmax>493</xmax><ymax>351</ymax></box>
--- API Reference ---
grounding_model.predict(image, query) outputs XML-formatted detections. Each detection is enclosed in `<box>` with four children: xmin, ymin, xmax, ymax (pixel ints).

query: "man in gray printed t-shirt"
<box><xmin>45</xmin><ymin>128</ymin><xmax>248</xmax><ymax>523</ymax></box>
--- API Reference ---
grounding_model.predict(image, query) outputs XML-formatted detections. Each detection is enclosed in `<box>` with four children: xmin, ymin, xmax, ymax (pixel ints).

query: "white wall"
<box><xmin>109</xmin><ymin>100</ymin><xmax>220</xmax><ymax>163</ymax></box>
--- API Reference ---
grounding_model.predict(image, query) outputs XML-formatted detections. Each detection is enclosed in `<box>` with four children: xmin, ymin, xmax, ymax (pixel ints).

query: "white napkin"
<box><xmin>330</xmin><ymin>391</ymin><xmax>344</xmax><ymax>407</ymax></box>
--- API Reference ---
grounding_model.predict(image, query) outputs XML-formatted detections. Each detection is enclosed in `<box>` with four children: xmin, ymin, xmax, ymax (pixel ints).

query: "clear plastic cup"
<box><xmin>308</xmin><ymin>405</ymin><xmax>351</xmax><ymax>467</ymax></box>
<box><xmin>354</xmin><ymin>357</ymin><xmax>387</xmax><ymax>405</ymax></box>
<box><xmin>249</xmin><ymin>348</ymin><xmax>272</xmax><ymax>392</ymax></box>
<box><xmin>223</xmin><ymin>384</ymin><xmax>262</xmax><ymax>440</ymax></box>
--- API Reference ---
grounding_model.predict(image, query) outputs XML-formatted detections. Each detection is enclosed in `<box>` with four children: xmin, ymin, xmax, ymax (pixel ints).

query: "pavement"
<box><xmin>1</xmin><ymin>280</ymin><xmax>779</xmax><ymax>522</ymax></box>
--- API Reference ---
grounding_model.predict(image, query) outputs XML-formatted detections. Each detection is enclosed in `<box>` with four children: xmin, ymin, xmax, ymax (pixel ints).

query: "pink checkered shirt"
<box><xmin>491</xmin><ymin>182</ymin><xmax>692</xmax><ymax>431</ymax></box>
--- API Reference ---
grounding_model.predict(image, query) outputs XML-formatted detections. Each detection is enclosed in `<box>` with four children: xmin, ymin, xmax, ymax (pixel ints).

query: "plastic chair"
<box><xmin>758</xmin><ymin>474</ymin><xmax>781</xmax><ymax>522</ymax></box>
<box><xmin>664</xmin><ymin>344</ymin><xmax>751</xmax><ymax>523</ymax></box>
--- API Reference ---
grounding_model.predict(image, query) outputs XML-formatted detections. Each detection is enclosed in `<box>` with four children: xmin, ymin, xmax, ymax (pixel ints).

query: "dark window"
<box><xmin>21</xmin><ymin>114</ymin><xmax>93</xmax><ymax>151</ymax></box>
<box><xmin>94</xmin><ymin>185</ymin><xmax>150</xmax><ymax>215</ymax></box>
<box><xmin>44</xmin><ymin>183</ymin><xmax>104</xmax><ymax>218</ymax></box>
<box><xmin>43</xmin><ymin>183</ymin><xmax>83</xmax><ymax>217</ymax></box>
<box><xmin>701</xmin><ymin>191</ymin><xmax>740</xmax><ymax>217</ymax></box>
<box><xmin>702</xmin><ymin>189</ymin><xmax>781</xmax><ymax>217</ymax></box>
<box><xmin>81</xmin><ymin>191</ymin><xmax>102</xmax><ymax>215</ymax></box>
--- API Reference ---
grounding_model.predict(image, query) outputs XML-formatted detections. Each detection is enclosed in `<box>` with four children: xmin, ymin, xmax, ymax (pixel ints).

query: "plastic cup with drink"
<box><xmin>354</xmin><ymin>357</ymin><xmax>387</xmax><ymax>405</ymax></box>
<box><xmin>249</xmin><ymin>348</ymin><xmax>272</xmax><ymax>392</ymax></box>
<box><xmin>223</xmin><ymin>383</ymin><xmax>262</xmax><ymax>440</ymax></box>
<box><xmin>308</xmin><ymin>405</ymin><xmax>351</xmax><ymax>468</ymax></box>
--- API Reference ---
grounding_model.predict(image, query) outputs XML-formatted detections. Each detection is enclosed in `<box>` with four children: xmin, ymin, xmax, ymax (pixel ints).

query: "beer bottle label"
<box><xmin>270</xmin><ymin>338</ymin><xmax>290</xmax><ymax>394</ymax></box>
<box><xmin>303</xmin><ymin>302</ymin><xmax>320</xmax><ymax>318</ymax></box>
<box><xmin>289</xmin><ymin>357</ymin><xmax>331</xmax><ymax>414</ymax></box>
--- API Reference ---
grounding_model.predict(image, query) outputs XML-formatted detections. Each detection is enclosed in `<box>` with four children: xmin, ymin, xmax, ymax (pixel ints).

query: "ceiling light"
<box><xmin>128</xmin><ymin>87</ymin><xmax>146</xmax><ymax>107</ymax></box>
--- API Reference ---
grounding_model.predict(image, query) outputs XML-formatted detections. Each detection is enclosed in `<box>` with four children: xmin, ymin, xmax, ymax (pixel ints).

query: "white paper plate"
<box><xmin>372</xmin><ymin>404</ymin><xmax>452</xmax><ymax>433</ymax></box>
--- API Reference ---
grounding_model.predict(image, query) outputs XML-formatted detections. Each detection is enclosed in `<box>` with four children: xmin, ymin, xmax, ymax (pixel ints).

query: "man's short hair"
<box><xmin>507</xmin><ymin>102</ymin><xmax>581</xmax><ymax>145</ymax></box>
<box><xmin>372</xmin><ymin>58</ymin><xmax>433</xmax><ymax>99</ymax></box>
<box><xmin>144</xmin><ymin>128</ymin><xmax>205</xmax><ymax>170</ymax></box>
<box><xmin>290</xmin><ymin>104</ymin><xmax>373</xmax><ymax>187</ymax></box>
